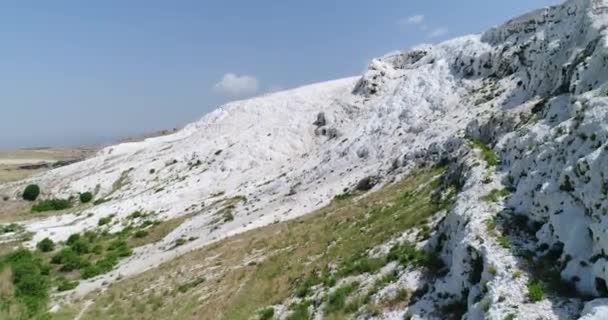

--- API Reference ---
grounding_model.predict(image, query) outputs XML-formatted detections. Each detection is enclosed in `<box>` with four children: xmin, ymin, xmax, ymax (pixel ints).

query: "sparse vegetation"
<box><xmin>22</xmin><ymin>184</ymin><xmax>40</xmax><ymax>201</ymax></box>
<box><xmin>64</xmin><ymin>168</ymin><xmax>450</xmax><ymax>319</ymax></box>
<box><xmin>36</xmin><ymin>238</ymin><xmax>55</xmax><ymax>252</ymax></box>
<box><xmin>31</xmin><ymin>198</ymin><xmax>71</xmax><ymax>212</ymax></box>
<box><xmin>56</xmin><ymin>279</ymin><xmax>79</xmax><ymax>292</ymax></box>
<box><xmin>324</xmin><ymin>282</ymin><xmax>359</xmax><ymax>314</ymax></box>
<box><xmin>177</xmin><ymin>277</ymin><xmax>206</xmax><ymax>293</ymax></box>
<box><xmin>481</xmin><ymin>189</ymin><xmax>511</xmax><ymax>203</ymax></box>
<box><xmin>0</xmin><ymin>223</ymin><xmax>20</xmax><ymax>234</ymax></box>
<box><xmin>468</xmin><ymin>139</ymin><xmax>498</xmax><ymax>166</ymax></box>
<box><xmin>79</xmin><ymin>192</ymin><xmax>93</xmax><ymax>203</ymax></box>
<box><xmin>93</xmin><ymin>197</ymin><xmax>111</xmax><ymax>206</ymax></box>
<box><xmin>0</xmin><ymin>249</ymin><xmax>51</xmax><ymax>319</ymax></box>
<box><xmin>258</xmin><ymin>307</ymin><xmax>275</xmax><ymax>320</ymax></box>
<box><xmin>560</xmin><ymin>175</ymin><xmax>575</xmax><ymax>192</ymax></box>
<box><xmin>98</xmin><ymin>216</ymin><xmax>113</xmax><ymax>226</ymax></box>
<box><xmin>333</xmin><ymin>192</ymin><xmax>353</xmax><ymax>201</ymax></box>
<box><xmin>527</xmin><ymin>280</ymin><xmax>544</xmax><ymax>302</ymax></box>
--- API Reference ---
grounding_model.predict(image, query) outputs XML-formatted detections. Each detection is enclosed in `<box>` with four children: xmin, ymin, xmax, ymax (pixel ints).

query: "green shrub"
<box><xmin>98</xmin><ymin>216</ymin><xmax>113</xmax><ymax>226</ymax></box>
<box><xmin>324</xmin><ymin>283</ymin><xmax>358</xmax><ymax>314</ymax></box>
<box><xmin>387</xmin><ymin>242</ymin><xmax>434</xmax><ymax>268</ymax></box>
<box><xmin>107</xmin><ymin>240</ymin><xmax>132</xmax><ymax>257</ymax></box>
<box><xmin>81</xmin><ymin>265</ymin><xmax>101</xmax><ymax>279</ymax></box>
<box><xmin>93</xmin><ymin>198</ymin><xmax>111</xmax><ymax>206</ymax></box>
<box><xmin>338</xmin><ymin>255</ymin><xmax>385</xmax><ymax>277</ymax></box>
<box><xmin>31</xmin><ymin>199</ymin><xmax>72</xmax><ymax>212</ymax></box>
<box><xmin>51</xmin><ymin>248</ymin><xmax>87</xmax><ymax>271</ymax></box>
<box><xmin>258</xmin><ymin>307</ymin><xmax>275</xmax><ymax>320</ymax></box>
<box><xmin>57</xmin><ymin>279</ymin><xmax>79</xmax><ymax>292</ymax></box>
<box><xmin>2</xmin><ymin>249</ymin><xmax>51</xmax><ymax>316</ymax></box>
<box><xmin>288</xmin><ymin>301</ymin><xmax>311</xmax><ymax>320</ymax></box>
<box><xmin>334</xmin><ymin>192</ymin><xmax>353</xmax><ymax>201</ymax></box>
<box><xmin>129</xmin><ymin>211</ymin><xmax>143</xmax><ymax>219</ymax></box>
<box><xmin>527</xmin><ymin>280</ymin><xmax>544</xmax><ymax>302</ymax></box>
<box><xmin>79</xmin><ymin>192</ymin><xmax>93</xmax><ymax>203</ymax></box>
<box><xmin>69</xmin><ymin>238</ymin><xmax>90</xmax><ymax>255</ymax></box>
<box><xmin>36</xmin><ymin>238</ymin><xmax>55</xmax><ymax>252</ymax></box>
<box><xmin>22</xmin><ymin>184</ymin><xmax>41</xmax><ymax>201</ymax></box>
<box><xmin>0</xmin><ymin>223</ymin><xmax>20</xmax><ymax>234</ymax></box>
<box><xmin>66</xmin><ymin>233</ymin><xmax>81</xmax><ymax>245</ymax></box>
<box><xmin>175</xmin><ymin>238</ymin><xmax>187</xmax><ymax>247</ymax></box>
<box><xmin>294</xmin><ymin>273</ymin><xmax>322</xmax><ymax>298</ymax></box>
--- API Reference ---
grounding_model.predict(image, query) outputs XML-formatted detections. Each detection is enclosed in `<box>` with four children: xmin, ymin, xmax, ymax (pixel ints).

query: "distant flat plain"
<box><xmin>0</xmin><ymin>147</ymin><xmax>96</xmax><ymax>183</ymax></box>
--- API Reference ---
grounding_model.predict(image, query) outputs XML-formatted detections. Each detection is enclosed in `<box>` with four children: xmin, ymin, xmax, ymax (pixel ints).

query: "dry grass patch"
<box><xmin>58</xmin><ymin>167</ymin><xmax>448</xmax><ymax>320</ymax></box>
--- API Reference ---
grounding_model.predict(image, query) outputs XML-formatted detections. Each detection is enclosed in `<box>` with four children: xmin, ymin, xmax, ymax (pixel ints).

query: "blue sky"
<box><xmin>0</xmin><ymin>1</ymin><xmax>560</xmax><ymax>149</ymax></box>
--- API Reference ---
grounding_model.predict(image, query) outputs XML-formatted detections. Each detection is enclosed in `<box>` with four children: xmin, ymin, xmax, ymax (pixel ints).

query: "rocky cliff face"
<box><xmin>4</xmin><ymin>0</ymin><xmax>608</xmax><ymax>318</ymax></box>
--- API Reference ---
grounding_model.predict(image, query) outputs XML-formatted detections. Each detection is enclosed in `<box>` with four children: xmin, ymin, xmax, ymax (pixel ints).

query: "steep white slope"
<box><xmin>0</xmin><ymin>35</ymin><xmax>490</xmax><ymax>297</ymax></box>
<box><xmin>5</xmin><ymin>0</ymin><xmax>608</xmax><ymax>319</ymax></box>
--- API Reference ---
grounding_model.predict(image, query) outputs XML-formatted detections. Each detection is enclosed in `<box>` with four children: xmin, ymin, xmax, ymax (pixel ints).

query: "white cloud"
<box><xmin>428</xmin><ymin>27</ymin><xmax>448</xmax><ymax>38</ymax></box>
<box><xmin>406</xmin><ymin>14</ymin><xmax>425</xmax><ymax>25</ymax></box>
<box><xmin>397</xmin><ymin>14</ymin><xmax>425</xmax><ymax>28</ymax></box>
<box><xmin>213</xmin><ymin>73</ymin><xmax>259</xmax><ymax>97</ymax></box>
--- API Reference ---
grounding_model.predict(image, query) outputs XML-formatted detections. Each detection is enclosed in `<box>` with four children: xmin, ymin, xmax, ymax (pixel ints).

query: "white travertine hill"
<box><xmin>4</xmin><ymin>0</ymin><xmax>608</xmax><ymax>318</ymax></box>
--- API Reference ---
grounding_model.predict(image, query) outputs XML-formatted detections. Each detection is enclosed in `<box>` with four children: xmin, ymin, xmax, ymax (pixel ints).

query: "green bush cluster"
<box><xmin>31</xmin><ymin>199</ymin><xmax>72</xmax><ymax>212</ymax></box>
<box><xmin>258</xmin><ymin>307</ymin><xmax>275</xmax><ymax>320</ymax></box>
<box><xmin>324</xmin><ymin>282</ymin><xmax>359</xmax><ymax>314</ymax></box>
<box><xmin>387</xmin><ymin>242</ymin><xmax>435</xmax><ymax>268</ymax></box>
<box><xmin>57</xmin><ymin>279</ymin><xmax>79</xmax><ymax>292</ymax></box>
<box><xmin>36</xmin><ymin>238</ymin><xmax>55</xmax><ymax>252</ymax></box>
<box><xmin>338</xmin><ymin>255</ymin><xmax>385</xmax><ymax>277</ymax></box>
<box><xmin>333</xmin><ymin>192</ymin><xmax>353</xmax><ymax>201</ymax></box>
<box><xmin>98</xmin><ymin>215</ymin><xmax>114</xmax><ymax>226</ymax></box>
<box><xmin>48</xmin><ymin>231</ymin><xmax>133</xmax><ymax>280</ymax></box>
<box><xmin>0</xmin><ymin>223</ymin><xmax>20</xmax><ymax>234</ymax></box>
<box><xmin>79</xmin><ymin>192</ymin><xmax>93</xmax><ymax>203</ymax></box>
<box><xmin>1</xmin><ymin>249</ymin><xmax>51</xmax><ymax>317</ymax></box>
<box><xmin>22</xmin><ymin>184</ymin><xmax>40</xmax><ymax>201</ymax></box>
<box><xmin>481</xmin><ymin>189</ymin><xmax>511</xmax><ymax>203</ymax></box>
<box><xmin>527</xmin><ymin>280</ymin><xmax>545</xmax><ymax>302</ymax></box>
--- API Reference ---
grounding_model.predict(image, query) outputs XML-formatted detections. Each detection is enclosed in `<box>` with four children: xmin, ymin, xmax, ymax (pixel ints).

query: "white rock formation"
<box><xmin>4</xmin><ymin>0</ymin><xmax>608</xmax><ymax>318</ymax></box>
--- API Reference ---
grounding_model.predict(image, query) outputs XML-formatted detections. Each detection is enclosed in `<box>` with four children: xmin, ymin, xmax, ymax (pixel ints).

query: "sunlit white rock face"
<box><xmin>5</xmin><ymin>0</ymin><xmax>608</xmax><ymax>318</ymax></box>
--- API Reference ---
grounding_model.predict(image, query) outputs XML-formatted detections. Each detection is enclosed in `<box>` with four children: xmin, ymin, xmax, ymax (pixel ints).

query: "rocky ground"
<box><xmin>3</xmin><ymin>0</ymin><xmax>608</xmax><ymax>319</ymax></box>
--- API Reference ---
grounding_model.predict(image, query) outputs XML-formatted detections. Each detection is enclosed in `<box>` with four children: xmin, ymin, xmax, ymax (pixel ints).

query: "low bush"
<box><xmin>387</xmin><ymin>242</ymin><xmax>433</xmax><ymax>268</ymax></box>
<box><xmin>57</xmin><ymin>279</ymin><xmax>79</xmax><ymax>292</ymax></box>
<box><xmin>31</xmin><ymin>199</ymin><xmax>71</xmax><ymax>212</ymax></box>
<box><xmin>36</xmin><ymin>238</ymin><xmax>55</xmax><ymax>252</ymax></box>
<box><xmin>0</xmin><ymin>223</ymin><xmax>20</xmax><ymax>234</ymax></box>
<box><xmin>258</xmin><ymin>307</ymin><xmax>275</xmax><ymax>320</ymax></box>
<box><xmin>2</xmin><ymin>249</ymin><xmax>51</xmax><ymax>316</ymax></box>
<box><xmin>22</xmin><ymin>184</ymin><xmax>40</xmax><ymax>201</ymax></box>
<box><xmin>527</xmin><ymin>280</ymin><xmax>544</xmax><ymax>302</ymax></box>
<box><xmin>79</xmin><ymin>192</ymin><xmax>93</xmax><ymax>203</ymax></box>
<box><xmin>93</xmin><ymin>198</ymin><xmax>111</xmax><ymax>206</ymax></box>
<box><xmin>51</xmin><ymin>248</ymin><xmax>88</xmax><ymax>271</ymax></box>
<box><xmin>339</xmin><ymin>255</ymin><xmax>385</xmax><ymax>277</ymax></box>
<box><xmin>175</xmin><ymin>238</ymin><xmax>187</xmax><ymax>247</ymax></box>
<box><xmin>324</xmin><ymin>282</ymin><xmax>359</xmax><ymax>314</ymax></box>
<box><xmin>98</xmin><ymin>216</ymin><xmax>113</xmax><ymax>226</ymax></box>
<box><xmin>334</xmin><ymin>192</ymin><xmax>353</xmax><ymax>201</ymax></box>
